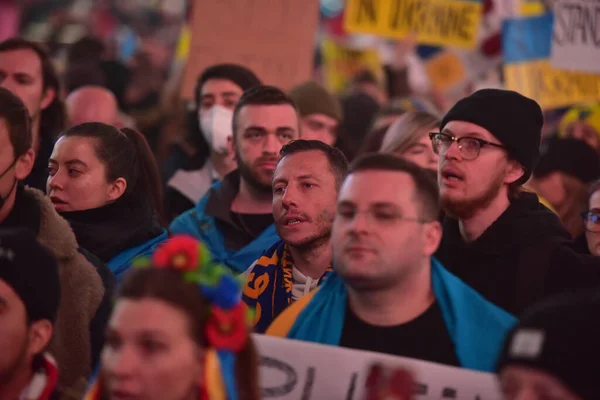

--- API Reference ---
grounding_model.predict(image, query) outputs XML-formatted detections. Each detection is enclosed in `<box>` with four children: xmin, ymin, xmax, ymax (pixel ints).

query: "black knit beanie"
<box><xmin>194</xmin><ymin>64</ymin><xmax>262</xmax><ymax>105</ymax></box>
<box><xmin>0</xmin><ymin>228</ymin><xmax>60</xmax><ymax>323</ymax></box>
<box><xmin>441</xmin><ymin>89</ymin><xmax>543</xmax><ymax>184</ymax></box>
<box><xmin>497</xmin><ymin>290</ymin><xmax>600</xmax><ymax>399</ymax></box>
<box><xmin>534</xmin><ymin>137</ymin><xmax>600</xmax><ymax>184</ymax></box>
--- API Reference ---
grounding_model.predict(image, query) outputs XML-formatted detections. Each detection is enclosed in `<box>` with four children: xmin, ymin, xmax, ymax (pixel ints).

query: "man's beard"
<box><xmin>441</xmin><ymin>170</ymin><xmax>505</xmax><ymax>220</ymax></box>
<box><xmin>236</xmin><ymin>149</ymin><xmax>272</xmax><ymax>194</ymax></box>
<box><xmin>0</xmin><ymin>336</ymin><xmax>29</xmax><ymax>387</ymax></box>
<box><xmin>282</xmin><ymin>209</ymin><xmax>334</xmax><ymax>252</ymax></box>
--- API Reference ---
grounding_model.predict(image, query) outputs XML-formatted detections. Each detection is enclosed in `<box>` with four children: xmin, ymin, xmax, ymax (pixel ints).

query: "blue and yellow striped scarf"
<box><xmin>242</xmin><ymin>240</ymin><xmax>331</xmax><ymax>333</ymax></box>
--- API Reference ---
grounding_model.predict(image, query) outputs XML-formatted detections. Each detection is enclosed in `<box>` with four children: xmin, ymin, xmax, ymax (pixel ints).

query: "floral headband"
<box><xmin>134</xmin><ymin>235</ymin><xmax>252</xmax><ymax>400</ymax></box>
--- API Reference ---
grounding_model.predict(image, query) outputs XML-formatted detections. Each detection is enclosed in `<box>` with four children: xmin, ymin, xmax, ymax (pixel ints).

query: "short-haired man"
<box><xmin>0</xmin><ymin>38</ymin><xmax>66</xmax><ymax>191</ymax></box>
<box><xmin>171</xmin><ymin>85</ymin><xmax>300</xmax><ymax>273</ymax></box>
<box><xmin>268</xmin><ymin>154</ymin><xmax>515</xmax><ymax>372</ymax></box>
<box><xmin>166</xmin><ymin>64</ymin><xmax>262</xmax><ymax>220</ymax></box>
<box><xmin>243</xmin><ymin>140</ymin><xmax>349</xmax><ymax>332</ymax></box>
<box><xmin>0</xmin><ymin>87</ymin><xmax>108</xmax><ymax>396</ymax></box>
<box><xmin>431</xmin><ymin>89</ymin><xmax>600</xmax><ymax>316</ymax></box>
<box><xmin>65</xmin><ymin>86</ymin><xmax>119</xmax><ymax>127</ymax></box>
<box><xmin>0</xmin><ymin>228</ymin><xmax>61</xmax><ymax>399</ymax></box>
<box><xmin>289</xmin><ymin>81</ymin><xmax>342</xmax><ymax>145</ymax></box>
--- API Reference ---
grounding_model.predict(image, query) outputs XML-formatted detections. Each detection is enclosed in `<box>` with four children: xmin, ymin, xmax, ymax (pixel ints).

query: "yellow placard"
<box><xmin>425</xmin><ymin>51</ymin><xmax>466</xmax><ymax>91</ymax></box>
<box><xmin>175</xmin><ymin>25</ymin><xmax>190</xmax><ymax>62</ymax></box>
<box><xmin>343</xmin><ymin>0</ymin><xmax>482</xmax><ymax>49</ymax></box>
<box><xmin>518</xmin><ymin>0</ymin><xmax>546</xmax><ymax>16</ymax></box>
<box><xmin>504</xmin><ymin>60</ymin><xmax>600</xmax><ymax>109</ymax></box>
<box><xmin>321</xmin><ymin>38</ymin><xmax>382</xmax><ymax>94</ymax></box>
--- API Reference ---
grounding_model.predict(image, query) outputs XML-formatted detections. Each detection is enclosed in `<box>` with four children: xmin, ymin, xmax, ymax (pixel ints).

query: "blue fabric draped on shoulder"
<box><xmin>107</xmin><ymin>228</ymin><xmax>169</xmax><ymax>280</ymax></box>
<box><xmin>170</xmin><ymin>181</ymin><xmax>280</xmax><ymax>274</ymax></box>
<box><xmin>287</xmin><ymin>258</ymin><xmax>516</xmax><ymax>372</ymax></box>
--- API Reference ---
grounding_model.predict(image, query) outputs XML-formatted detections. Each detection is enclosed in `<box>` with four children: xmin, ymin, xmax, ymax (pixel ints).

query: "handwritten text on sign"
<box><xmin>344</xmin><ymin>0</ymin><xmax>483</xmax><ymax>49</ymax></box>
<box><xmin>551</xmin><ymin>0</ymin><xmax>600</xmax><ymax>73</ymax></box>
<box><xmin>504</xmin><ymin>59</ymin><xmax>600</xmax><ymax>109</ymax></box>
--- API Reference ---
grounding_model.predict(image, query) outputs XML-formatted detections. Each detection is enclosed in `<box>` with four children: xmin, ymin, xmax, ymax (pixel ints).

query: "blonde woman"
<box><xmin>379</xmin><ymin>111</ymin><xmax>440</xmax><ymax>172</ymax></box>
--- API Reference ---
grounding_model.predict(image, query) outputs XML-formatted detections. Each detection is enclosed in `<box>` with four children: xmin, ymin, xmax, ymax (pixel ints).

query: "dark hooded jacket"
<box><xmin>436</xmin><ymin>192</ymin><xmax>600</xmax><ymax>316</ymax></box>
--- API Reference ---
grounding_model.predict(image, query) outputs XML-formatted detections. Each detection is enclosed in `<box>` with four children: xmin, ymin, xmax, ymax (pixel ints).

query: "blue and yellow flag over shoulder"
<box><xmin>503</xmin><ymin>13</ymin><xmax>600</xmax><ymax>109</ymax></box>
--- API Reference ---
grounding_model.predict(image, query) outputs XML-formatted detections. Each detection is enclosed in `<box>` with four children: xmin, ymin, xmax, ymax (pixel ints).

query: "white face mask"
<box><xmin>199</xmin><ymin>105</ymin><xmax>234</xmax><ymax>155</ymax></box>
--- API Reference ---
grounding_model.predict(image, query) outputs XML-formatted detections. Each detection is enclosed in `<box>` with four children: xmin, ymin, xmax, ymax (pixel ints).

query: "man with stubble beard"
<box><xmin>431</xmin><ymin>89</ymin><xmax>600</xmax><ymax>316</ymax></box>
<box><xmin>243</xmin><ymin>140</ymin><xmax>349</xmax><ymax>333</ymax></box>
<box><xmin>170</xmin><ymin>86</ymin><xmax>300</xmax><ymax>273</ymax></box>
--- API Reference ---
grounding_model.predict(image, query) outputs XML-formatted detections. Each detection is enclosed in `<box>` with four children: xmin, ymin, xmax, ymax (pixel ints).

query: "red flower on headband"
<box><xmin>206</xmin><ymin>303</ymin><xmax>248</xmax><ymax>352</ymax></box>
<box><xmin>153</xmin><ymin>236</ymin><xmax>200</xmax><ymax>272</ymax></box>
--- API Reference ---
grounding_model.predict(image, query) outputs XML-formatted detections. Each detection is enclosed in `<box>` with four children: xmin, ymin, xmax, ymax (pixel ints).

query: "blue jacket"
<box><xmin>170</xmin><ymin>181</ymin><xmax>280</xmax><ymax>274</ymax></box>
<box><xmin>267</xmin><ymin>258</ymin><xmax>517</xmax><ymax>372</ymax></box>
<box><xmin>107</xmin><ymin>229</ymin><xmax>169</xmax><ymax>280</ymax></box>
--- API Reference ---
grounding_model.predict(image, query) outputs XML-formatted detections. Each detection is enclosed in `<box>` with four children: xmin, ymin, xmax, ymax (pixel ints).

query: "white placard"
<box><xmin>551</xmin><ymin>0</ymin><xmax>600</xmax><ymax>74</ymax></box>
<box><xmin>253</xmin><ymin>334</ymin><xmax>502</xmax><ymax>399</ymax></box>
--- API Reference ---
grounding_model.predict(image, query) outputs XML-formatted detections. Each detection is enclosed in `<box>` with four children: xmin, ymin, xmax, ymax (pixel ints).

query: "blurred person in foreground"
<box><xmin>0</xmin><ymin>38</ymin><xmax>66</xmax><ymax>192</ymax></box>
<box><xmin>528</xmin><ymin>137</ymin><xmax>600</xmax><ymax>240</ymax></box>
<box><xmin>580</xmin><ymin>180</ymin><xmax>600</xmax><ymax>256</ymax></box>
<box><xmin>268</xmin><ymin>154</ymin><xmax>515</xmax><ymax>372</ymax></box>
<box><xmin>243</xmin><ymin>140</ymin><xmax>348</xmax><ymax>333</ymax></box>
<box><xmin>432</xmin><ymin>89</ymin><xmax>600</xmax><ymax>316</ymax></box>
<box><xmin>498</xmin><ymin>290</ymin><xmax>600</xmax><ymax>400</ymax></box>
<box><xmin>289</xmin><ymin>81</ymin><xmax>342</xmax><ymax>145</ymax></box>
<box><xmin>85</xmin><ymin>236</ymin><xmax>259</xmax><ymax>400</ymax></box>
<box><xmin>170</xmin><ymin>86</ymin><xmax>300</xmax><ymax>273</ymax></box>
<box><xmin>0</xmin><ymin>87</ymin><xmax>107</xmax><ymax>396</ymax></box>
<box><xmin>0</xmin><ymin>229</ymin><xmax>61</xmax><ymax>400</ymax></box>
<box><xmin>165</xmin><ymin>64</ymin><xmax>261</xmax><ymax>221</ymax></box>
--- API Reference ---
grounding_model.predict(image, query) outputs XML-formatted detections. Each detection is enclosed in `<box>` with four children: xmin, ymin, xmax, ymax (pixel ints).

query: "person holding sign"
<box><xmin>170</xmin><ymin>86</ymin><xmax>300</xmax><ymax>273</ymax></box>
<box><xmin>242</xmin><ymin>140</ymin><xmax>349</xmax><ymax>333</ymax></box>
<box><xmin>267</xmin><ymin>154</ymin><xmax>515</xmax><ymax>372</ymax></box>
<box><xmin>432</xmin><ymin>89</ymin><xmax>600</xmax><ymax>317</ymax></box>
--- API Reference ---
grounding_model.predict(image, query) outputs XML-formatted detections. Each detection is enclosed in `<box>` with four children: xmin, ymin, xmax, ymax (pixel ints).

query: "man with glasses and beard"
<box><xmin>431</xmin><ymin>89</ymin><xmax>600</xmax><ymax>316</ymax></box>
<box><xmin>170</xmin><ymin>86</ymin><xmax>300</xmax><ymax>273</ymax></box>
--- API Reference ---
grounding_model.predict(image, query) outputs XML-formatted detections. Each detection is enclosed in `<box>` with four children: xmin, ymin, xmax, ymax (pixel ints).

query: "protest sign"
<box><xmin>181</xmin><ymin>0</ymin><xmax>319</xmax><ymax>100</ymax></box>
<box><xmin>253</xmin><ymin>334</ymin><xmax>501</xmax><ymax>399</ymax></box>
<box><xmin>551</xmin><ymin>0</ymin><xmax>600</xmax><ymax>74</ymax></box>
<box><xmin>425</xmin><ymin>51</ymin><xmax>467</xmax><ymax>92</ymax></box>
<box><xmin>503</xmin><ymin>13</ymin><xmax>600</xmax><ymax>109</ymax></box>
<box><xmin>343</xmin><ymin>0</ymin><xmax>483</xmax><ymax>49</ymax></box>
<box><xmin>321</xmin><ymin>38</ymin><xmax>382</xmax><ymax>94</ymax></box>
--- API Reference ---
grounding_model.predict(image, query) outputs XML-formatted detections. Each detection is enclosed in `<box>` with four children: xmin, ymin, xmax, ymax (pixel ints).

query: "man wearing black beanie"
<box><xmin>165</xmin><ymin>63</ymin><xmax>262</xmax><ymax>221</ymax></box>
<box><xmin>0</xmin><ymin>228</ymin><xmax>61</xmax><ymax>399</ymax></box>
<box><xmin>432</xmin><ymin>89</ymin><xmax>600</xmax><ymax>316</ymax></box>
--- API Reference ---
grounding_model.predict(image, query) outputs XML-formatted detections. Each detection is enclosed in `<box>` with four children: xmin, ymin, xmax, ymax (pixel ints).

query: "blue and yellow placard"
<box><xmin>343</xmin><ymin>0</ymin><xmax>482</xmax><ymax>49</ymax></box>
<box><xmin>503</xmin><ymin>13</ymin><xmax>600</xmax><ymax>109</ymax></box>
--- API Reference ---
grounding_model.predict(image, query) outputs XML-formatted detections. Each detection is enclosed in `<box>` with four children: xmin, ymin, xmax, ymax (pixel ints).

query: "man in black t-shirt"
<box><xmin>267</xmin><ymin>154</ymin><xmax>515</xmax><ymax>372</ymax></box>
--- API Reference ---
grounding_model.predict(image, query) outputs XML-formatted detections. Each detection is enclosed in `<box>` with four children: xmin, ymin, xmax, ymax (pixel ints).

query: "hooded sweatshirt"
<box><xmin>436</xmin><ymin>192</ymin><xmax>600</xmax><ymax>315</ymax></box>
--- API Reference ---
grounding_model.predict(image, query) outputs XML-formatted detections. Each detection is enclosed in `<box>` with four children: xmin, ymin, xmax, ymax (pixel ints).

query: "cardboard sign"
<box><xmin>321</xmin><ymin>38</ymin><xmax>383</xmax><ymax>94</ymax></box>
<box><xmin>503</xmin><ymin>13</ymin><xmax>600</xmax><ymax>109</ymax></box>
<box><xmin>253</xmin><ymin>334</ymin><xmax>501</xmax><ymax>399</ymax></box>
<box><xmin>181</xmin><ymin>0</ymin><xmax>320</xmax><ymax>99</ymax></box>
<box><xmin>343</xmin><ymin>0</ymin><xmax>483</xmax><ymax>49</ymax></box>
<box><xmin>551</xmin><ymin>0</ymin><xmax>600</xmax><ymax>74</ymax></box>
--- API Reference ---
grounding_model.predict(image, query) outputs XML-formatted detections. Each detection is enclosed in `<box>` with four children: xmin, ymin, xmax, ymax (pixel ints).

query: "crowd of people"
<box><xmin>1</xmin><ymin>34</ymin><xmax>600</xmax><ymax>400</ymax></box>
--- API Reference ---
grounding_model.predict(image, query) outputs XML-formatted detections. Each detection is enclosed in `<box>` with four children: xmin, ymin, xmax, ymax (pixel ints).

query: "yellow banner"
<box><xmin>343</xmin><ymin>0</ymin><xmax>482</xmax><ymax>49</ymax></box>
<box><xmin>504</xmin><ymin>60</ymin><xmax>600</xmax><ymax>109</ymax></box>
<box><xmin>321</xmin><ymin>38</ymin><xmax>382</xmax><ymax>94</ymax></box>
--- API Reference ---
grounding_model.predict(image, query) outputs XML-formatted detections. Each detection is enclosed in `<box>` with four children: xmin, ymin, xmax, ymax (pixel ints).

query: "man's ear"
<box><xmin>28</xmin><ymin>319</ymin><xmax>53</xmax><ymax>356</ymax></box>
<box><xmin>423</xmin><ymin>220</ymin><xmax>442</xmax><ymax>257</ymax></box>
<box><xmin>505</xmin><ymin>159</ymin><xmax>525</xmax><ymax>185</ymax></box>
<box><xmin>40</xmin><ymin>87</ymin><xmax>56</xmax><ymax>111</ymax></box>
<box><xmin>15</xmin><ymin>149</ymin><xmax>36</xmax><ymax>181</ymax></box>
<box><xmin>227</xmin><ymin>136</ymin><xmax>236</xmax><ymax>159</ymax></box>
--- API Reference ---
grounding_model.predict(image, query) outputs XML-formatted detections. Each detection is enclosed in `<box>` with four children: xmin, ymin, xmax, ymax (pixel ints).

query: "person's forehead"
<box><xmin>0</xmin><ymin>279</ymin><xmax>22</xmax><ymax>306</ymax></box>
<box><xmin>589</xmin><ymin>189</ymin><xmax>600</xmax><ymax>208</ymax></box>
<box><xmin>340</xmin><ymin>170</ymin><xmax>415</xmax><ymax>203</ymax></box>
<box><xmin>111</xmin><ymin>298</ymin><xmax>191</xmax><ymax>334</ymax></box>
<box><xmin>443</xmin><ymin>120</ymin><xmax>497</xmax><ymax>140</ymax></box>
<box><xmin>201</xmin><ymin>78</ymin><xmax>243</xmax><ymax>96</ymax></box>
<box><xmin>238</xmin><ymin>104</ymin><xmax>298</xmax><ymax>127</ymax></box>
<box><xmin>0</xmin><ymin>48</ymin><xmax>43</xmax><ymax>76</ymax></box>
<box><xmin>275</xmin><ymin>150</ymin><xmax>330</xmax><ymax>179</ymax></box>
<box><xmin>303</xmin><ymin>113</ymin><xmax>339</xmax><ymax>126</ymax></box>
